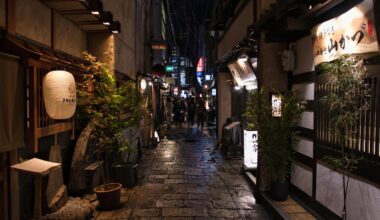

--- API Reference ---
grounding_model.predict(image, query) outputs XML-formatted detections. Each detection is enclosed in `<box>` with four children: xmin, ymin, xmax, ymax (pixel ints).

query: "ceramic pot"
<box><xmin>94</xmin><ymin>183</ymin><xmax>122</xmax><ymax>210</ymax></box>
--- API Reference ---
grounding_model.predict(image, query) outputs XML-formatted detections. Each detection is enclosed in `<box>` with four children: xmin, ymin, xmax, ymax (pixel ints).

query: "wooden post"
<box><xmin>29</xmin><ymin>66</ymin><xmax>39</xmax><ymax>152</ymax></box>
<box><xmin>34</xmin><ymin>176</ymin><xmax>42</xmax><ymax>220</ymax></box>
<box><xmin>6</xmin><ymin>0</ymin><xmax>16</xmax><ymax>33</ymax></box>
<box><xmin>0</xmin><ymin>153</ymin><xmax>8</xmax><ymax>220</ymax></box>
<box><xmin>9</xmin><ymin>150</ymin><xmax>19</xmax><ymax>220</ymax></box>
<box><xmin>12</xmin><ymin>158</ymin><xmax>61</xmax><ymax>220</ymax></box>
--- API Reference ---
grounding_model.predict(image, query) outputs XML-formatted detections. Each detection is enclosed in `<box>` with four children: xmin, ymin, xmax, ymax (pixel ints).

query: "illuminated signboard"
<box><xmin>227</xmin><ymin>55</ymin><xmax>257</xmax><ymax>90</ymax></box>
<box><xmin>196</xmin><ymin>57</ymin><xmax>204</xmax><ymax>72</ymax></box>
<box><xmin>272</xmin><ymin>94</ymin><xmax>282</xmax><ymax>117</ymax></box>
<box><xmin>311</xmin><ymin>0</ymin><xmax>378</xmax><ymax>65</ymax></box>
<box><xmin>165</xmin><ymin>66</ymin><xmax>174</xmax><ymax>72</ymax></box>
<box><xmin>244</xmin><ymin>130</ymin><xmax>258</xmax><ymax>169</ymax></box>
<box><xmin>211</xmin><ymin>89</ymin><xmax>216</xmax><ymax>96</ymax></box>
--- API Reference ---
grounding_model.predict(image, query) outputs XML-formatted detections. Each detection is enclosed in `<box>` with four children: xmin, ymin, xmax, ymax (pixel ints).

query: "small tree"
<box><xmin>320</xmin><ymin>55</ymin><xmax>370</xmax><ymax>220</ymax></box>
<box><xmin>245</xmin><ymin>88</ymin><xmax>305</xmax><ymax>183</ymax></box>
<box><xmin>77</xmin><ymin>52</ymin><xmax>142</xmax><ymax>180</ymax></box>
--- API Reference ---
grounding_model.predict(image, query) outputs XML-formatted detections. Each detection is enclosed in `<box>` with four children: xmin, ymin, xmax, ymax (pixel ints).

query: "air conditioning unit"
<box><xmin>281</xmin><ymin>50</ymin><xmax>295</xmax><ymax>71</ymax></box>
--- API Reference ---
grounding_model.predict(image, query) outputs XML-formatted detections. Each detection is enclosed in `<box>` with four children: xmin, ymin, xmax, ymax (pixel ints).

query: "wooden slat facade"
<box><xmin>26</xmin><ymin>61</ymin><xmax>76</xmax><ymax>152</ymax></box>
<box><xmin>315</xmin><ymin>74</ymin><xmax>380</xmax><ymax>182</ymax></box>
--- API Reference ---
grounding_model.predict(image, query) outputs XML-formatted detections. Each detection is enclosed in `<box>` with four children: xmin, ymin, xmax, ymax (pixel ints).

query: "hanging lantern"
<box><xmin>140</xmin><ymin>78</ymin><xmax>147</xmax><ymax>90</ymax></box>
<box><xmin>43</xmin><ymin>70</ymin><xmax>76</xmax><ymax>119</ymax></box>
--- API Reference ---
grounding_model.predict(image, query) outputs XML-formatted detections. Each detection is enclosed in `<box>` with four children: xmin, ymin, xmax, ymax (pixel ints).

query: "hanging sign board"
<box><xmin>244</xmin><ymin>130</ymin><xmax>258</xmax><ymax>169</ymax></box>
<box><xmin>271</xmin><ymin>94</ymin><xmax>282</xmax><ymax>117</ymax></box>
<box><xmin>311</xmin><ymin>0</ymin><xmax>378</xmax><ymax>66</ymax></box>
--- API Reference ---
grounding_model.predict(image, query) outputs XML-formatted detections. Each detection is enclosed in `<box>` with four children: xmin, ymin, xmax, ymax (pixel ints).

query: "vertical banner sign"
<box><xmin>271</xmin><ymin>94</ymin><xmax>282</xmax><ymax>117</ymax></box>
<box><xmin>244</xmin><ymin>130</ymin><xmax>258</xmax><ymax>169</ymax></box>
<box><xmin>312</xmin><ymin>0</ymin><xmax>378</xmax><ymax>66</ymax></box>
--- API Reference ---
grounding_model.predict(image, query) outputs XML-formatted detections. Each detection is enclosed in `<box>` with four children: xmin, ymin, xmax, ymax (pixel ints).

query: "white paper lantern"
<box><xmin>43</xmin><ymin>70</ymin><xmax>76</xmax><ymax>119</ymax></box>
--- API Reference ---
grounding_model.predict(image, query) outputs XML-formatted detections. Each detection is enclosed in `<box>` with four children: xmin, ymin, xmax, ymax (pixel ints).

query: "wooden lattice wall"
<box><xmin>26</xmin><ymin>60</ymin><xmax>75</xmax><ymax>152</ymax></box>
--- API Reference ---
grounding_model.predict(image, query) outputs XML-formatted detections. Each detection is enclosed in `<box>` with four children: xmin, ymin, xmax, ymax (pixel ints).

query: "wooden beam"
<box><xmin>51</xmin><ymin>9</ymin><xmax>56</xmax><ymax>49</ymax></box>
<box><xmin>36</xmin><ymin>121</ymin><xmax>74</xmax><ymax>138</ymax></box>
<box><xmin>58</xmin><ymin>10</ymin><xmax>93</xmax><ymax>15</ymax></box>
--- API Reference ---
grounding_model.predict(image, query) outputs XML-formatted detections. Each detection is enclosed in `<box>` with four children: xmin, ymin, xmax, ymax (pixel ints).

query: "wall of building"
<box><xmin>103</xmin><ymin>0</ymin><xmax>137</xmax><ymax>79</ymax></box>
<box><xmin>0</xmin><ymin>0</ymin><xmax>5</xmax><ymax>28</ymax></box>
<box><xmin>317</xmin><ymin>162</ymin><xmax>380</xmax><ymax>220</ymax></box>
<box><xmin>15</xmin><ymin>0</ymin><xmax>52</xmax><ymax>46</ymax></box>
<box><xmin>257</xmin><ymin>0</ymin><xmax>276</xmax><ymax>16</ymax></box>
<box><xmin>261</xmin><ymin>41</ymin><xmax>288</xmax><ymax>94</ymax></box>
<box><xmin>54</xmin><ymin>12</ymin><xmax>87</xmax><ymax>58</ymax></box>
<box><xmin>217</xmin><ymin>72</ymin><xmax>232</xmax><ymax>142</ymax></box>
<box><xmin>135</xmin><ymin>0</ymin><xmax>149</xmax><ymax>73</ymax></box>
<box><xmin>217</xmin><ymin>0</ymin><xmax>253</xmax><ymax>60</ymax></box>
<box><xmin>289</xmin><ymin>35</ymin><xmax>315</xmax><ymax>197</ymax></box>
<box><xmin>291</xmin><ymin>33</ymin><xmax>380</xmax><ymax>220</ymax></box>
<box><xmin>13</xmin><ymin>0</ymin><xmax>88</xmax><ymax>58</ymax></box>
<box><xmin>87</xmin><ymin>33</ymin><xmax>115</xmax><ymax>69</ymax></box>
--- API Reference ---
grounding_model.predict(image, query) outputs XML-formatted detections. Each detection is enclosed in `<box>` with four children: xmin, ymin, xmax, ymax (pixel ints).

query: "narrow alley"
<box><xmin>93</xmin><ymin>127</ymin><xmax>271</xmax><ymax>219</ymax></box>
<box><xmin>1</xmin><ymin>0</ymin><xmax>380</xmax><ymax>219</ymax></box>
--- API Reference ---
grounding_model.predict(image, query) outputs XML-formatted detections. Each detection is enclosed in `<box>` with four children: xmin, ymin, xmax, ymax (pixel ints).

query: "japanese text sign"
<box><xmin>244</xmin><ymin>130</ymin><xmax>258</xmax><ymax>169</ymax></box>
<box><xmin>312</xmin><ymin>0</ymin><xmax>378</xmax><ymax>65</ymax></box>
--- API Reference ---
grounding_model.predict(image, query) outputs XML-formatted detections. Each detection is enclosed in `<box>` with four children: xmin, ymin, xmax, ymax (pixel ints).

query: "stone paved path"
<box><xmin>93</xmin><ymin>127</ymin><xmax>272</xmax><ymax>219</ymax></box>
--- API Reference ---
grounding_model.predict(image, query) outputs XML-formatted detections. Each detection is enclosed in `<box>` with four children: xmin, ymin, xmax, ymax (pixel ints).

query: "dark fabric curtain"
<box><xmin>0</xmin><ymin>53</ymin><xmax>25</xmax><ymax>152</ymax></box>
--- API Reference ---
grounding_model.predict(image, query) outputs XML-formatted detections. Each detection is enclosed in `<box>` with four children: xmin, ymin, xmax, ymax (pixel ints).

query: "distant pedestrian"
<box><xmin>187</xmin><ymin>98</ymin><xmax>196</xmax><ymax>127</ymax></box>
<box><xmin>166</xmin><ymin>96</ymin><xmax>173</xmax><ymax>128</ymax></box>
<box><xmin>178</xmin><ymin>99</ymin><xmax>187</xmax><ymax>128</ymax></box>
<box><xmin>173</xmin><ymin>99</ymin><xmax>180</xmax><ymax>127</ymax></box>
<box><xmin>196</xmin><ymin>99</ymin><xmax>206</xmax><ymax>131</ymax></box>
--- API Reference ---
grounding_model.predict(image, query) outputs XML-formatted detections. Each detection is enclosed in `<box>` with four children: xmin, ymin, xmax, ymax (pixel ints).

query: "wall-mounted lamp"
<box><xmin>238</xmin><ymin>55</ymin><xmax>248</xmax><ymax>62</ymax></box>
<box><xmin>101</xmin><ymin>11</ymin><xmax>113</xmax><ymax>26</ymax></box>
<box><xmin>89</xmin><ymin>0</ymin><xmax>103</xmax><ymax>15</ymax></box>
<box><xmin>110</xmin><ymin>21</ymin><xmax>121</xmax><ymax>33</ymax></box>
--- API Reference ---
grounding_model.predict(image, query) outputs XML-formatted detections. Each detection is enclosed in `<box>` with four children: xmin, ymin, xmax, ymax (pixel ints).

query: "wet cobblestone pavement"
<box><xmin>93</xmin><ymin>127</ymin><xmax>272</xmax><ymax>219</ymax></box>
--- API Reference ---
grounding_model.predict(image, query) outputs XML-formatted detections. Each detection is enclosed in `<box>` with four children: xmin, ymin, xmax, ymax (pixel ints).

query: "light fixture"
<box><xmin>148</xmin><ymin>81</ymin><xmax>153</xmax><ymax>86</ymax></box>
<box><xmin>110</xmin><ymin>21</ymin><xmax>121</xmax><ymax>34</ymax></box>
<box><xmin>204</xmin><ymin>85</ymin><xmax>208</xmax><ymax>89</ymax></box>
<box><xmin>43</xmin><ymin>70</ymin><xmax>76</xmax><ymax>119</ymax></box>
<box><xmin>101</xmin><ymin>11</ymin><xmax>113</xmax><ymax>26</ymax></box>
<box><xmin>308</xmin><ymin>5</ymin><xmax>313</xmax><ymax>10</ymax></box>
<box><xmin>238</xmin><ymin>55</ymin><xmax>248</xmax><ymax>62</ymax></box>
<box><xmin>140</xmin><ymin>79</ymin><xmax>147</xmax><ymax>90</ymax></box>
<box><xmin>89</xmin><ymin>0</ymin><xmax>102</xmax><ymax>15</ymax></box>
<box><xmin>234</xmin><ymin>85</ymin><xmax>241</xmax><ymax>90</ymax></box>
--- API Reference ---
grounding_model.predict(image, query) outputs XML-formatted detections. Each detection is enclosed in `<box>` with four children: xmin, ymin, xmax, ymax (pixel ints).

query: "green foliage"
<box><xmin>77</xmin><ymin>52</ymin><xmax>143</xmax><ymax>162</ymax></box>
<box><xmin>320</xmin><ymin>55</ymin><xmax>370</xmax><ymax>139</ymax></box>
<box><xmin>245</xmin><ymin>88</ymin><xmax>305</xmax><ymax>182</ymax></box>
<box><xmin>320</xmin><ymin>55</ymin><xmax>368</xmax><ymax>171</ymax></box>
<box><xmin>320</xmin><ymin>55</ymin><xmax>369</xmax><ymax>220</ymax></box>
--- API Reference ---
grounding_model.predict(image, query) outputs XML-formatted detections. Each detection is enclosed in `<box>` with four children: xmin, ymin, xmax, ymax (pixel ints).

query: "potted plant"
<box><xmin>77</xmin><ymin>52</ymin><xmax>141</xmax><ymax>210</ymax></box>
<box><xmin>319</xmin><ymin>55</ymin><xmax>369</xmax><ymax>220</ymax></box>
<box><xmin>245</xmin><ymin>88</ymin><xmax>305</xmax><ymax>200</ymax></box>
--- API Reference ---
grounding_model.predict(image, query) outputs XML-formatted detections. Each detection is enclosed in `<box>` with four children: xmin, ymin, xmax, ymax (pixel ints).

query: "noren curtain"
<box><xmin>0</xmin><ymin>53</ymin><xmax>25</xmax><ymax>152</ymax></box>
